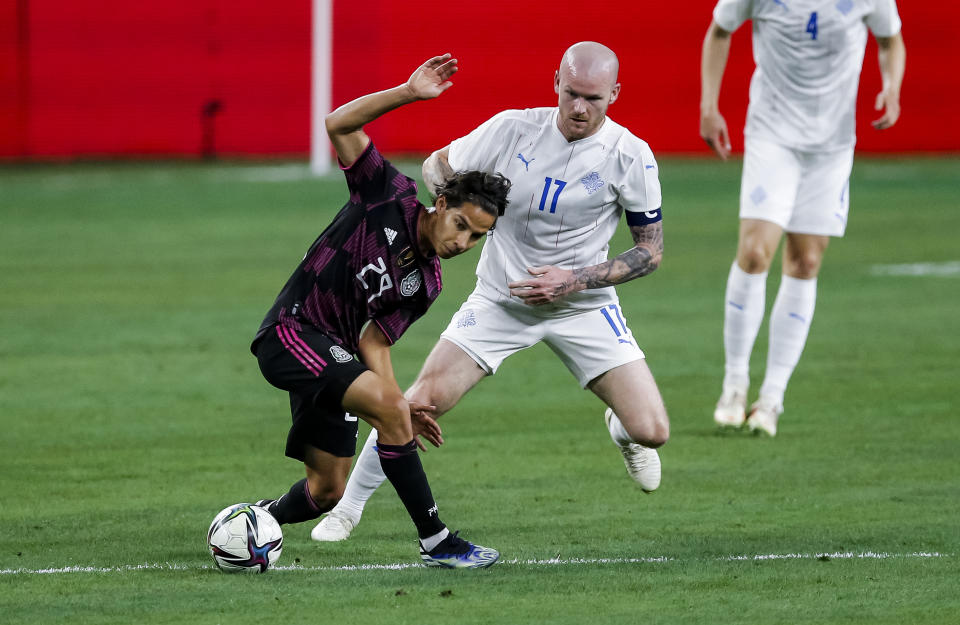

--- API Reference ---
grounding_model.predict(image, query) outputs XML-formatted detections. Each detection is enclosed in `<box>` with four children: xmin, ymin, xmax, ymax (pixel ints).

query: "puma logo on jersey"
<box><xmin>384</xmin><ymin>227</ymin><xmax>398</xmax><ymax>245</ymax></box>
<box><xmin>517</xmin><ymin>152</ymin><xmax>534</xmax><ymax>171</ymax></box>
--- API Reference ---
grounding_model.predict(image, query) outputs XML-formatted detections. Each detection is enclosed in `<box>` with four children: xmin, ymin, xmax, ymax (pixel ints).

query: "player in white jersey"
<box><xmin>701</xmin><ymin>0</ymin><xmax>906</xmax><ymax>435</ymax></box>
<box><xmin>312</xmin><ymin>42</ymin><xmax>671</xmax><ymax>542</ymax></box>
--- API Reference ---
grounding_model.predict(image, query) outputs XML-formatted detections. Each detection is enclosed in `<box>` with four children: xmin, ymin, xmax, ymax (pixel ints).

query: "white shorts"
<box><xmin>440</xmin><ymin>290</ymin><xmax>646</xmax><ymax>388</ymax></box>
<box><xmin>740</xmin><ymin>136</ymin><xmax>854</xmax><ymax>237</ymax></box>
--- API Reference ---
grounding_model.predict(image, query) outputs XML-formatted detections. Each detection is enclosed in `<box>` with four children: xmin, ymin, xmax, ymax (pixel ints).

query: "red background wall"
<box><xmin>1</xmin><ymin>0</ymin><xmax>956</xmax><ymax>158</ymax></box>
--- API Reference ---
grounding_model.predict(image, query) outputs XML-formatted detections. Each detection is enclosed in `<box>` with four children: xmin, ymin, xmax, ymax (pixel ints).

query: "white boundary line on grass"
<box><xmin>869</xmin><ymin>261</ymin><xmax>960</xmax><ymax>277</ymax></box>
<box><xmin>0</xmin><ymin>551</ymin><xmax>949</xmax><ymax>576</ymax></box>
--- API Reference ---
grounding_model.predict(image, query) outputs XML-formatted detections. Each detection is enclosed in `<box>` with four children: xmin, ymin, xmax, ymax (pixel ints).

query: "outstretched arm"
<box><xmin>325</xmin><ymin>54</ymin><xmax>459</xmax><ymax>167</ymax></box>
<box><xmin>871</xmin><ymin>32</ymin><xmax>906</xmax><ymax>130</ymax></box>
<box><xmin>700</xmin><ymin>20</ymin><xmax>733</xmax><ymax>160</ymax></box>
<box><xmin>508</xmin><ymin>222</ymin><xmax>663</xmax><ymax>306</ymax></box>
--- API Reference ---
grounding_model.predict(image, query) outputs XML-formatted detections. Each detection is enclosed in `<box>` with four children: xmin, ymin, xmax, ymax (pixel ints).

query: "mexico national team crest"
<box><xmin>580</xmin><ymin>172</ymin><xmax>604</xmax><ymax>195</ymax></box>
<box><xmin>400</xmin><ymin>269</ymin><xmax>422</xmax><ymax>296</ymax></box>
<box><xmin>330</xmin><ymin>345</ymin><xmax>354</xmax><ymax>363</ymax></box>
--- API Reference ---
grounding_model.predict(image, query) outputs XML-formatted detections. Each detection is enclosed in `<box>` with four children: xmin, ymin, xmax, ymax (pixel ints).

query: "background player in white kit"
<box><xmin>313</xmin><ymin>41</ymin><xmax>671</xmax><ymax>542</ymax></box>
<box><xmin>701</xmin><ymin>0</ymin><xmax>906</xmax><ymax>435</ymax></box>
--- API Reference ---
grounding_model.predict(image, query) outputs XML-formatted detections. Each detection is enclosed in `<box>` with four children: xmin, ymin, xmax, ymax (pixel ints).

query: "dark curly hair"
<box><xmin>436</xmin><ymin>171</ymin><xmax>511</xmax><ymax>223</ymax></box>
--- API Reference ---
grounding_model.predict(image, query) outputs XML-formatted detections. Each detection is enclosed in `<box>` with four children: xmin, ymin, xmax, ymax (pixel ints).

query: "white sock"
<box><xmin>331</xmin><ymin>428</ymin><xmax>386</xmax><ymax>522</ymax></box>
<box><xmin>606</xmin><ymin>409</ymin><xmax>634</xmax><ymax>446</ymax></box>
<box><xmin>419</xmin><ymin>527</ymin><xmax>450</xmax><ymax>552</ymax></box>
<box><xmin>723</xmin><ymin>262</ymin><xmax>768</xmax><ymax>390</ymax></box>
<box><xmin>759</xmin><ymin>274</ymin><xmax>817</xmax><ymax>406</ymax></box>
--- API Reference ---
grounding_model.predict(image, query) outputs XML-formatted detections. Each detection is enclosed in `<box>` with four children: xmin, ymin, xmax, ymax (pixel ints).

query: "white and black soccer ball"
<box><xmin>207</xmin><ymin>503</ymin><xmax>283</xmax><ymax>574</ymax></box>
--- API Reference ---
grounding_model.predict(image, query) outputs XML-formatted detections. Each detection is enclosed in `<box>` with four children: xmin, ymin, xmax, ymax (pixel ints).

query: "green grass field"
<box><xmin>1</xmin><ymin>156</ymin><xmax>958</xmax><ymax>624</ymax></box>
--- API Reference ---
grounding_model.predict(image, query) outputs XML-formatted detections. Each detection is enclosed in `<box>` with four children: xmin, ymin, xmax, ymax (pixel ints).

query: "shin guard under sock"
<box><xmin>376</xmin><ymin>440</ymin><xmax>446</xmax><ymax>539</ymax></box>
<box><xmin>269</xmin><ymin>478</ymin><xmax>326</xmax><ymax>525</ymax></box>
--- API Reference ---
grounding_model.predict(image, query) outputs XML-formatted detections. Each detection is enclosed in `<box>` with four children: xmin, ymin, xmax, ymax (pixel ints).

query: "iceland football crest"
<box><xmin>400</xmin><ymin>269</ymin><xmax>422</xmax><ymax>296</ymax></box>
<box><xmin>456</xmin><ymin>309</ymin><xmax>477</xmax><ymax>329</ymax></box>
<box><xmin>580</xmin><ymin>172</ymin><xmax>604</xmax><ymax>195</ymax></box>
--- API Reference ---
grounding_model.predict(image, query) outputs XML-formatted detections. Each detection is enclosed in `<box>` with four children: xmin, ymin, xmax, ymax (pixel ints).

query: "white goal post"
<box><xmin>310</xmin><ymin>0</ymin><xmax>332</xmax><ymax>175</ymax></box>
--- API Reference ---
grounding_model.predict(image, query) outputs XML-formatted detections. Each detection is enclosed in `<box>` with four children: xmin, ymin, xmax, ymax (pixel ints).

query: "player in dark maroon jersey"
<box><xmin>249</xmin><ymin>54</ymin><xmax>508</xmax><ymax>568</ymax></box>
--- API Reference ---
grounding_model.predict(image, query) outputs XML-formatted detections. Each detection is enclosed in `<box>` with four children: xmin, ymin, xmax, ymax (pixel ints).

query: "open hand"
<box><xmin>406</xmin><ymin>54</ymin><xmax>459</xmax><ymax>100</ymax></box>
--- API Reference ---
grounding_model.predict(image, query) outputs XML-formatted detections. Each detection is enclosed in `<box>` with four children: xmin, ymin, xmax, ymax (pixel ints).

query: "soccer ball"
<box><xmin>207</xmin><ymin>503</ymin><xmax>283</xmax><ymax>573</ymax></box>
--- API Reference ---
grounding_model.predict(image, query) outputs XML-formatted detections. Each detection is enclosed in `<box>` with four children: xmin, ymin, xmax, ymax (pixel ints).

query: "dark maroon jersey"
<box><xmin>253</xmin><ymin>143</ymin><xmax>442</xmax><ymax>355</ymax></box>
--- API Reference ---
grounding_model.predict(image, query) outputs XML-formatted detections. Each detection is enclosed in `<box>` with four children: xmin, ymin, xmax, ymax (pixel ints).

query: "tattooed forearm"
<box><xmin>571</xmin><ymin>222</ymin><xmax>663</xmax><ymax>290</ymax></box>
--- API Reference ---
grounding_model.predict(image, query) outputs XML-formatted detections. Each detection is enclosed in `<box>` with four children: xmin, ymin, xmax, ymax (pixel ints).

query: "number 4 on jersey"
<box><xmin>806</xmin><ymin>11</ymin><xmax>818</xmax><ymax>40</ymax></box>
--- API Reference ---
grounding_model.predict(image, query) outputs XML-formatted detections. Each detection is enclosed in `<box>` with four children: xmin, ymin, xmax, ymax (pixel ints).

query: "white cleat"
<box><xmin>713</xmin><ymin>386</ymin><xmax>747</xmax><ymax>428</ymax></box>
<box><xmin>310</xmin><ymin>510</ymin><xmax>357</xmax><ymax>542</ymax></box>
<box><xmin>604</xmin><ymin>408</ymin><xmax>662</xmax><ymax>492</ymax></box>
<box><xmin>746</xmin><ymin>396</ymin><xmax>782</xmax><ymax>437</ymax></box>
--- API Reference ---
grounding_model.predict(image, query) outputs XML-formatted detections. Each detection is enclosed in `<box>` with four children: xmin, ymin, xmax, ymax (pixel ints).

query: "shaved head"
<box><xmin>560</xmin><ymin>41</ymin><xmax>619</xmax><ymax>87</ymax></box>
<box><xmin>554</xmin><ymin>42</ymin><xmax>621</xmax><ymax>141</ymax></box>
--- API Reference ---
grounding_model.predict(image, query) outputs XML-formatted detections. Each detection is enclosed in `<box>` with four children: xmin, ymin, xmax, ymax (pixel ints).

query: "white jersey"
<box><xmin>447</xmin><ymin>107</ymin><xmax>662</xmax><ymax>315</ymax></box>
<box><xmin>713</xmin><ymin>0</ymin><xmax>901</xmax><ymax>151</ymax></box>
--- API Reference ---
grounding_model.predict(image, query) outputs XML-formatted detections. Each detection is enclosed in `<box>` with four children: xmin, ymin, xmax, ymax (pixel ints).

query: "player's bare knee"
<box><xmin>620</xmin><ymin>406</ymin><xmax>669</xmax><ymax>448</ymax></box>
<box><xmin>323</xmin><ymin>485</ymin><xmax>346</xmax><ymax>507</ymax></box>
<box><xmin>408</xmin><ymin>370</ymin><xmax>464</xmax><ymax>417</ymax></box>
<box><xmin>306</xmin><ymin>478</ymin><xmax>345</xmax><ymax>511</ymax></box>
<box><xmin>374</xmin><ymin>394</ymin><xmax>414</xmax><ymax>444</ymax></box>
<box><xmin>367</xmin><ymin>390</ymin><xmax>408</xmax><ymax>425</ymax></box>
<box><xmin>406</xmin><ymin>379</ymin><xmax>445</xmax><ymax>415</ymax></box>
<box><xmin>637</xmin><ymin>420</ymin><xmax>669</xmax><ymax>448</ymax></box>
<box><xmin>646</xmin><ymin>415</ymin><xmax>670</xmax><ymax>448</ymax></box>
<box><xmin>737</xmin><ymin>245</ymin><xmax>773</xmax><ymax>273</ymax></box>
<box><xmin>786</xmin><ymin>252</ymin><xmax>822</xmax><ymax>279</ymax></box>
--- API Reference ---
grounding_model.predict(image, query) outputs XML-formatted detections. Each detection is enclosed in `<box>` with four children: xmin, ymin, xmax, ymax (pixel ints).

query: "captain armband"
<box><xmin>626</xmin><ymin>207</ymin><xmax>662</xmax><ymax>226</ymax></box>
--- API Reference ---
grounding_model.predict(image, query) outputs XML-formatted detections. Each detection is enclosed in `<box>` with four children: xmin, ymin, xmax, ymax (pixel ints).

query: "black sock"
<box><xmin>377</xmin><ymin>440</ymin><xmax>446</xmax><ymax>539</ymax></box>
<box><xmin>268</xmin><ymin>478</ymin><xmax>327</xmax><ymax>525</ymax></box>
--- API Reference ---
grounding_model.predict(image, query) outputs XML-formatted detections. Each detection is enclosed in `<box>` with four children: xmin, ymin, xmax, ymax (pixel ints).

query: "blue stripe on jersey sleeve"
<box><xmin>626</xmin><ymin>207</ymin><xmax>662</xmax><ymax>226</ymax></box>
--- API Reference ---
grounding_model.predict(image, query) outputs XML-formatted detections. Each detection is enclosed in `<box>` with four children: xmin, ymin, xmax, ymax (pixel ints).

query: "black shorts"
<box><xmin>254</xmin><ymin>324</ymin><xmax>367</xmax><ymax>460</ymax></box>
